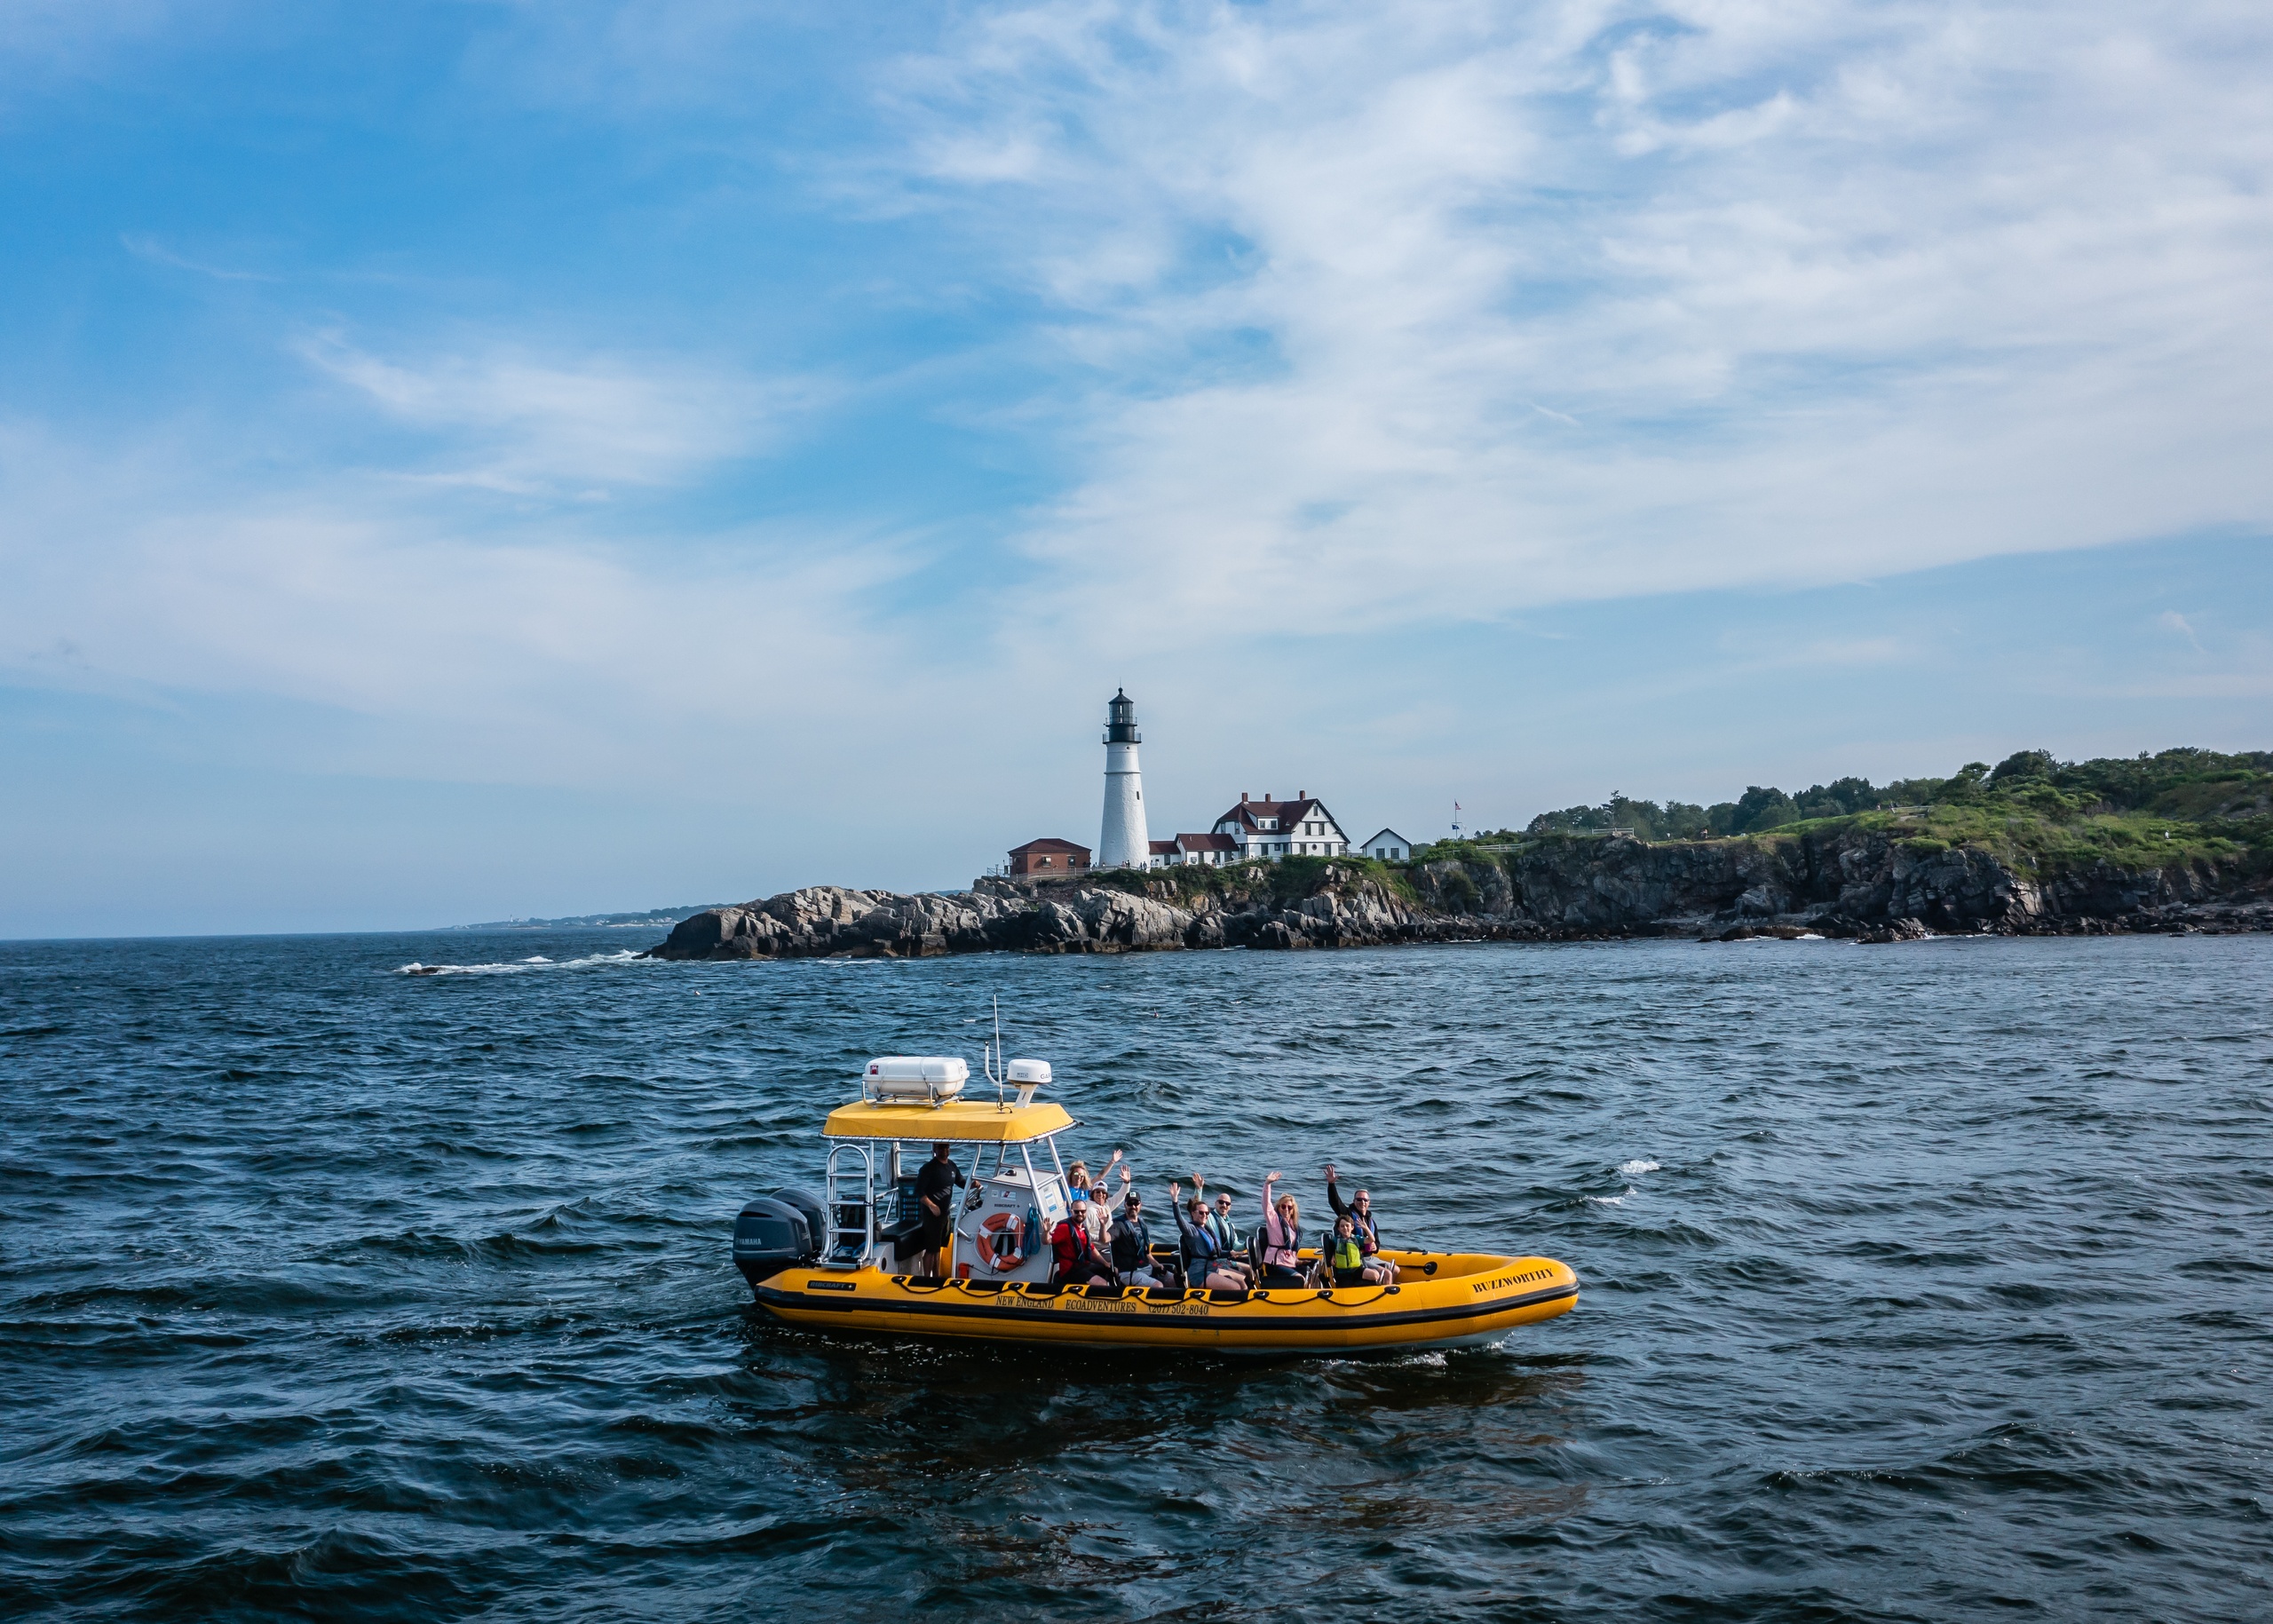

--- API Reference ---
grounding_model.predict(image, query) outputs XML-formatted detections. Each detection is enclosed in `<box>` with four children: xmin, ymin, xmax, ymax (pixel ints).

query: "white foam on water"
<box><xmin>1620</xmin><ymin>1159</ymin><xmax>1661</xmax><ymax>1176</ymax></box>
<box><xmin>396</xmin><ymin>948</ymin><xmax>651</xmax><ymax>977</ymax></box>
<box><xmin>560</xmin><ymin>950</ymin><xmax>649</xmax><ymax>969</ymax></box>
<box><xmin>1587</xmin><ymin>1192</ymin><xmax>1627</xmax><ymax>1206</ymax></box>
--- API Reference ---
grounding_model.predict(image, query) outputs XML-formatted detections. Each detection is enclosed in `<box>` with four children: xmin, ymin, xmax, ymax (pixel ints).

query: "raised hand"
<box><xmin>1325</xmin><ymin>1162</ymin><xmax>1337</xmax><ymax>1182</ymax></box>
<box><xmin>1266</xmin><ymin>1169</ymin><xmax>1282</xmax><ymax>1184</ymax></box>
<box><xmin>1192</xmin><ymin>1172</ymin><xmax>1206</xmax><ymax>1190</ymax></box>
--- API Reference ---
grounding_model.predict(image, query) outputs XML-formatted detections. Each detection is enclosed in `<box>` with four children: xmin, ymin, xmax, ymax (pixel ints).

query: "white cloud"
<box><xmin>121</xmin><ymin>234</ymin><xmax>279</xmax><ymax>282</ymax></box>
<box><xmin>297</xmin><ymin>335</ymin><xmax>812</xmax><ymax>494</ymax></box>
<box><xmin>0</xmin><ymin>419</ymin><xmax>917</xmax><ymax>789</ymax></box>
<box><xmin>2157</xmin><ymin>608</ymin><xmax>2203</xmax><ymax>650</ymax></box>
<box><xmin>867</xmin><ymin>0</ymin><xmax>2273</xmax><ymax>646</ymax></box>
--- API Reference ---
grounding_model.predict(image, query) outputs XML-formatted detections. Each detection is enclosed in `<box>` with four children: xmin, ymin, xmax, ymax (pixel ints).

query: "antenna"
<box><xmin>985</xmin><ymin>994</ymin><xmax>1008</xmax><ymax>1108</ymax></box>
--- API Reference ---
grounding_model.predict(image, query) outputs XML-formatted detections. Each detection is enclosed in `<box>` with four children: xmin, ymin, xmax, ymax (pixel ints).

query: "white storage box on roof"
<box><xmin>863</xmin><ymin>1056</ymin><xmax>968</xmax><ymax>1102</ymax></box>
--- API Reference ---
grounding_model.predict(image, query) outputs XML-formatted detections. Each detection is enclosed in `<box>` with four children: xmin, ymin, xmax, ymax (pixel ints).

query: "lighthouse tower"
<box><xmin>1097</xmin><ymin>688</ymin><xmax>1151</xmax><ymax>868</ymax></box>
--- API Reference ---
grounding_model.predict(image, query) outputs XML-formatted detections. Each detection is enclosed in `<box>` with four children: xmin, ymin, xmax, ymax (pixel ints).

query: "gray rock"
<box><xmin>646</xmin><ymin>829</ymin><xmax>2269</xmax><ymax>962</ymax></box>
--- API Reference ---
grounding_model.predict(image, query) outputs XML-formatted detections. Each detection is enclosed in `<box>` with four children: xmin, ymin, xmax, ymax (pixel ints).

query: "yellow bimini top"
<box><xmin>821</xmin><ymin>1098</ymin><xmax>1076</xmax><ymax>1144</ymax></box>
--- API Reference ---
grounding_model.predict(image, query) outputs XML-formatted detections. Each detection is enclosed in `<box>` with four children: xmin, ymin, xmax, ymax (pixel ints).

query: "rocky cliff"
<box><xmin>645</xmin><ymin>828</ymin><xmax>2272</xmax><ymax>961</ymax></box>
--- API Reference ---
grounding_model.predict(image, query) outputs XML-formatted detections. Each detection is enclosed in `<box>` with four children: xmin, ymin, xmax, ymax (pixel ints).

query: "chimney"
<box><xmin>1241</xmin><ymin>791</ymin><xmax>1248</xmax><ymax>803</ymax></box>
<box><xmin>1298</xmin><ymin>789</ymin><xmax>1307</xmax><ymax>800</ymax></box>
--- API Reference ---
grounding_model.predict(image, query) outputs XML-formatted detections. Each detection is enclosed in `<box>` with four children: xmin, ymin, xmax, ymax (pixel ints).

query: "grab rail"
<box><xmin>822</xmin><ymin>1141</ymin><xmax>875</xmax><ymax>1270</ymax></box>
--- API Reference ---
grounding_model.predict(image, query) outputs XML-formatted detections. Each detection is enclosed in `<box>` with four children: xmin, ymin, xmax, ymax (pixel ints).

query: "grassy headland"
<box><xmin>1449</xmin><ymin>747</ymin><xmax>2273</xmax><ymax>879</ymax></box>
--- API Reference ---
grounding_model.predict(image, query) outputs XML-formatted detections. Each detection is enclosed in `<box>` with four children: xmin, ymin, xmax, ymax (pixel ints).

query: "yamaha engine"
<box><xmin>733</xmin><ymin>1184</ymin><xmax>824</xmax><ymax>1290</ymax></box>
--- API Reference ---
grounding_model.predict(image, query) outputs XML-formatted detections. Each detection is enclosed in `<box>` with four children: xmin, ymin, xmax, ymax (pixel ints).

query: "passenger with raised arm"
<box><xmin>1257</xmin><ymin>1172</ymin><xmax>1307</xmax><ymax>1289</ymax></box>
<box><xmin>1190</xmin><ymin>1173</ymin><xmax>1247</xmax><ymax>1271</ymax></box>
<box><xmin>1083</xmin><ymin>1161</ymin><xmax>1131</xmax><ymax>1247</ymax></box>
<box><xmin>1170</xmin><ymin>1182</ymin><xmax>1251</xmax><ymax>1290</ymax></box>
<box><xmin>1324</xmin><ymin>1164</ymin><xmax>1398</xmax><ymax>1284</ymax></box>
<box><xmin>1050</xmin><ymin>1188</ymin><xmax>1118</xmax><ymax>1287</ymax></box>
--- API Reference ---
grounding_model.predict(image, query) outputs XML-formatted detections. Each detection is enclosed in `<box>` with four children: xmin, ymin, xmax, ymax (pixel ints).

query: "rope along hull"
<box><xmin>753</xmin><ymin>1250</ymin><xmax>1578</xmax><ymax>1354</ymax></box>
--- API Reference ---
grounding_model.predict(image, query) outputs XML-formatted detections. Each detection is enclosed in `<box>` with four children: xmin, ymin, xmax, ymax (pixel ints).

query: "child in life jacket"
<box><xmin>1326</xmin><ymin>1215</ymin><xmax>1368</xmax><ymax>1287</ymax></box>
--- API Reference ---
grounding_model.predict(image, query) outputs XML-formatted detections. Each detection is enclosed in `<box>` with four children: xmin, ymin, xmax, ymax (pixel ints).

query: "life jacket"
<box><xmin>1052</xmin><ymin>1217</ymin><xmax>1111</xmax><ymax>1282</ymax></box>
<box><xmin>1204</xmin><ymin>1210</ymin><xmax>1239</xmax><ymax>1256</ymax></box>
<box><xmin>1110</xmin><ymin>1214</ymin><xmax>1152</xmax><ymax>1273</ymax></box>
<box><xmin>1262</xmin><ymin>1208</ymin><xmax>1301</xmax><ymax>1270</ymax></box>
<box><xmin>1350</xmin><ymin>1208</ymin><xmax>1380</xmax><ymax>1256</ymax></box>
<box><xmin>1328</xmin><ymin>1233</ymin><xmax>1366</xmax><ymax>1274</ymax></box>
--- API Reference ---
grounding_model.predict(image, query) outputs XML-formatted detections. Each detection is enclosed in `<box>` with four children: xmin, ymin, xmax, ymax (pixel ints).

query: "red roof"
<box><xmin>1174</xmin><ymin>832</ymin><xmax>1239</xmax><ymax>852</ymax></box>
<box><xmin>1215</xmin><ymin>796</ymin><xmax>1333</xmax><ymax>833</ymax></box>
<box><xmin>1147</xmin><ymin>840</ymin><xmax>1176</xmax><ymax>855</ymax></box>
<box><xmin>1009</xmin><ymin>837</ymin><xmax>1091</xmax><ymax>856</ymax></box>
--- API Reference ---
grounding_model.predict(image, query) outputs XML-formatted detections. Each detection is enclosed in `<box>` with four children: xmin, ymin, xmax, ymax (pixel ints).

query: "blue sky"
<box><xmin>3</xmin><ymin>1</ymin><xmax>2269</xmax><ymax>937</ymax></box>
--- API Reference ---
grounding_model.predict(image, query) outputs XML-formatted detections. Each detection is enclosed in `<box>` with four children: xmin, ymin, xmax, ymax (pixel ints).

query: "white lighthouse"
<box><xmin>1096</xmin><ymin>688</ymin><xmax>1151</xmax><ymax>868</ymax></box>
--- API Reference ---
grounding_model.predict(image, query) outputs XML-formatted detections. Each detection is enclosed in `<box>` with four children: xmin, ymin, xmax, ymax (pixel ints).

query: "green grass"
<box><xmin>1654</xmin><ymin>800</ymin><xmax>2268</xmax><ymax>879</ymax></box>
<box><xmin>1071</xmin><ymin>777</ymin><xmax>2273</xmax><ymax>911</ymax></box>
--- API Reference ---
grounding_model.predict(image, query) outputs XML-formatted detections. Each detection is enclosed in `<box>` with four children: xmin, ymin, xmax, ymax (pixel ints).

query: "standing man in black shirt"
<box><xmin>914</xmin><ymin>1141</ymin><xmax>963</xmax><ymax>1279</ymax></box>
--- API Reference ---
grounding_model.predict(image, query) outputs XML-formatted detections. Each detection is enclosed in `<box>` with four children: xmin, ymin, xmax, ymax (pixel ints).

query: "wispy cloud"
<box><xmin>121</xmin><ymin>234</ymin><xmax>279</xmax><ymax>282</ymax></box>
<box><xmin>296</xmin><ymin>335</ymin><xmax>817</xmax><ymax>494</ymax></box>
<box><xmin>864</xmin><ymin>0</ymin><xmax>2273</xmax><ymax>646</ymax></box>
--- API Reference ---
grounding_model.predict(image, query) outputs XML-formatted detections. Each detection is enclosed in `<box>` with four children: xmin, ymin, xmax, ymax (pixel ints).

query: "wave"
<box><xmin>1619</xmin><ymin>1159</ymin><xmax>1661</xmax><ymax>1176</ymax></box>
<box><xmin>396</xmin><ymin>949</ymin><xmax>653</xmax><ymax>977</ymax></box>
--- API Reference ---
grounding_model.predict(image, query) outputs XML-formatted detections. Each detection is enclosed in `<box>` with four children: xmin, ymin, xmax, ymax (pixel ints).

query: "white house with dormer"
<box><xmin>1209</xmin><ymin>791</ymin><xmax>1350</xmax><ymax>861</ymax></box>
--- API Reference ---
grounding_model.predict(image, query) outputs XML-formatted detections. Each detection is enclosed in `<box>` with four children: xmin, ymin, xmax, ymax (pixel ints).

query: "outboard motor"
<box><xmin>733</xmin><ymin>1194</ymin><xmax>820</xmax><ymax>1289</ymax></box>
<box><xmin>772</xmin><ymin>1186</ymin><xmax>827</xmax><ymax>1258</ymax></box>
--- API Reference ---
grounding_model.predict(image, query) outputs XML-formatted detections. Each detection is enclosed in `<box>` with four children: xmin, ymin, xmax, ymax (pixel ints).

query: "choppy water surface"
<box><xmin>3</xmin><ymin>931</ymin><xmax>2269</xmax><ymax>1621</ymax></box>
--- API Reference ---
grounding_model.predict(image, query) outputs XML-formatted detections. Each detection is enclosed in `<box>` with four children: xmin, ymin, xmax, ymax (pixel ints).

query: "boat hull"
<box><xmin>750</xmin><ymin>1249</ymin><xmax>1577</xmax><ymax>1355</ymax></box>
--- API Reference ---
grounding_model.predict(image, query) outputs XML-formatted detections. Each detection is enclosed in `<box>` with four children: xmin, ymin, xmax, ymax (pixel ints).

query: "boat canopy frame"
<box><xmin>818</xmin><ymin>1105</ymin><xmax>1073</xmax><ymax>1271</ymax></box>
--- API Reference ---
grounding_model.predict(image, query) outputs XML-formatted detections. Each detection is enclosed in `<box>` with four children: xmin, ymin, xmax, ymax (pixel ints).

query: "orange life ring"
<box><xmin>972</xmin><ymin>1209</ymin><xmax>1025</xmax><ymax>1271</ymax></box>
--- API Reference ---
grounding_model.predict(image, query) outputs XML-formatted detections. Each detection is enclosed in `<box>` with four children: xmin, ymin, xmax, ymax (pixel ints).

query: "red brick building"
<box><xmin>1008</xmin><ymin>837</ymin><xmax>1091</xmax><ymax>877</ymax></box>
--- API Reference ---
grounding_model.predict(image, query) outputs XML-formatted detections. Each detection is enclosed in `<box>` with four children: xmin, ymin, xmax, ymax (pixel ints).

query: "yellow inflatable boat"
<box><xmin>733</xmin><ymin>1053</ymin><xmax>1578</xmax><ymax>1355</ymax></box>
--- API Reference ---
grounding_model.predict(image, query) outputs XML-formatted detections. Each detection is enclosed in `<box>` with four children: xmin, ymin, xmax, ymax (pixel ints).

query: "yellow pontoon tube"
<box><xmin>732</xmin><ymin>1054</ymin><xmax>1579</xmax><ymax>1355</ymax></box>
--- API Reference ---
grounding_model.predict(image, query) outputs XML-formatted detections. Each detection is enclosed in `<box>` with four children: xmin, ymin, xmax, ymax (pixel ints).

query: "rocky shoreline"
<box><xmin>646</xmin><ymin>827</ymin><xmax>2273</xmax><ymax>961</ymax></box>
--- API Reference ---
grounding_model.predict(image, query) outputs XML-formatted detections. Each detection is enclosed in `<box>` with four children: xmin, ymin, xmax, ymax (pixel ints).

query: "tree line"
<box><xmin>1510</xmin><ymin>747</ymin><xmax>2271</xmax><ymax>842</ymax></box>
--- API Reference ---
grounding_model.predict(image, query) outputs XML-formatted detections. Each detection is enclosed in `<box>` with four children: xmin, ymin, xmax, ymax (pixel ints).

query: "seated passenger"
<box><xmin>1326</xmin><ymin>1215</ymin><xmax>1368</xmax><ymax>1287</ymax></box>
<box><xmin>1170</xmin><ymin>1183</ymin><xmax>1249</xmax><ymax>1290</ymax></box>
<box><xmin>1189</xmin><ymin>1174</ymin><xmax>1250</xmax><ymax>1275</ymax></box>
<box><xmin>1109</xmin><ymin>1188</ymin><xmax>1162</xmax><ymax>1287</ymax></box>
<box><xmin>1257</xmin><ymin>1172</ymin><xmax>1308</xmax><ymax>1289</ymax></box>
<box><xmin>1325</xmin><ymin>1162</ymin><xmax>1398</xmax><ymax>1284</ymax></box>
<box><xmin>1050</xmin><ymin>1190</ymin><xmax>1118</xmax><ymax>1287</ymax></box>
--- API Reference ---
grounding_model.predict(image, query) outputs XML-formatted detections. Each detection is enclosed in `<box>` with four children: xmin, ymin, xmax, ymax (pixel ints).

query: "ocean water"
<box><xmin>2</xmin><ymin>930</ymin><xmax>2269</xmax><ymax>1622</ymax></box>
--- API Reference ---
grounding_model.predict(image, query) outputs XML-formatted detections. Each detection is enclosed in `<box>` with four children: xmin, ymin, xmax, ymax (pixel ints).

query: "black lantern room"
<box><xmin>1104</xmin><ymin>689</ymin><xmax>1140</xmax><ymax>745</ymax></box>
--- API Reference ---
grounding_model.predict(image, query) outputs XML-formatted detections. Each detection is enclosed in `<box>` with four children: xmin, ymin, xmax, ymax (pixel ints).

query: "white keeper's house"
<box><xmin>1359</xmin><ymin>828</ymin><xmax>1413</xmax><ymax>861</ymax></box>
<box><xmin>1208</xmin><ymin>791</ymin><xmax>1350</xmax><ymax>861</ymax></box>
